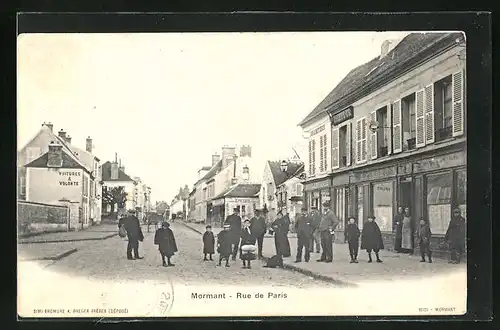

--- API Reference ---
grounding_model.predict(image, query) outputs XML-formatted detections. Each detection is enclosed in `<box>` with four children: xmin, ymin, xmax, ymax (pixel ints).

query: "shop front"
<box><xmin>303</xmin><ymin>176</ymin><xmax>332</xmax><ymax>214</ymax></box>
<box><xmin>212</xmin><ymin>199</ymin><xmax>225</xmax><ymax>227</ymax></box>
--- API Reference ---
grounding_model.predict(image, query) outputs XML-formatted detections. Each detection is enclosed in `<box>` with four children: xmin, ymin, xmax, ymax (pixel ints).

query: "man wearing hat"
<box><xmin>224</xmin><ymin>207</ymin><xmax>242</xmax><ymax>260</ymax></box>
<box><xmin>317</xmin><ymin>201</ymin><xmax>339</xmax><ymax>263</ymax></box>
<box><xmin>309</xmin><ymin>206</ymin><xmax>321</xmax><ymax>253</ymax></box>
<box><xmin>250</xmin><ymin>209</ymin><xmax>267</xmax><ymax>259</ymax></box>
<box><xmin>122</xmin><ymin>209</ymin><xmax>144</xmax><ymax>260</ymax></box>
<box><xmin>295</xmin><ymin>206</ymin><xmax>314</xmax><ymax>263</ymax></box>
<box><xmin>445</xmin><ymin>208</ymin><xmax>466</xmax><ymax>264</ymax></box>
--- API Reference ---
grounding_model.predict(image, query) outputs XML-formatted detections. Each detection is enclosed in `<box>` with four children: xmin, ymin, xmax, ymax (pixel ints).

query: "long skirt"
<box><xmin>401</xmin><ymin>219</ymin><xmax>412</xmax><ymax>249</ymax></box>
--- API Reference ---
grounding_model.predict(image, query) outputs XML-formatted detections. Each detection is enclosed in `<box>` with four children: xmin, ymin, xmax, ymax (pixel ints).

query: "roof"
<box><xmin>299</xmin><ymin>32</ymin><xmax>460</xmax><ymax>126</ymax></box>
<box><xmin>24</xmin><ymin>149</ymin><xmax>88</xmax><ymax>172</ymax></box>
<box><xmin>268</xmin><ymin>161</ymin><xmax>305</xmax><ymax>186</ymax></box>
<box><xmin>213</xmin><ymin>183</ymin><xmax>261</xmax><ymax>200</ymax></box>
<box><xmin>194</xmin><ymin>160</ymin><xmax>223</xmax><ymax>186</ymax></box>
<box><xmin>200</xmin><ymin>166</ymin><xmax>212</xmax><ymax>171</ymax></box>
<box><xmin>101</xmin><ymin>161</ymin><xmax>134</xmax><ymax>182</ymax></box>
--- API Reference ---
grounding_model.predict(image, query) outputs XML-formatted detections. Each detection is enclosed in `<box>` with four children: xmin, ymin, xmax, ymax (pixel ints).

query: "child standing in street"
<box><xmin>202</xmin><ymin>225</ymin><xmax>215</xmax><ymax>261</ymax></box>
<box><xmin>361</xmin><ymin>215</ymin><xmax>384</xmax><ymax>263</ymax></box>
<box><xmin>416</xmin><ymin>217</ymin><xmax>432</xmax><ymax>263</ymax></box>
<box><xmin>346</xmin><ymin>216</ymin><xmax>360</xmax><ymax>263</ymax></box>
<box><xmin>217</xmin><ymin>224</ymin><xmax>232</xmax><ymax>267</ymax></box>
<box><xmin>154</xmin><ymin>222</ymin><xmax>178</xmax><ymax>267</ymax></box>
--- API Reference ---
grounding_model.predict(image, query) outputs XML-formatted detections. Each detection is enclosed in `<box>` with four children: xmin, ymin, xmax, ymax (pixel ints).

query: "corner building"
<box><xmin>299</xmin><ymin>32</ymin><xmax>466</xmax><ymax>256</ymax></box>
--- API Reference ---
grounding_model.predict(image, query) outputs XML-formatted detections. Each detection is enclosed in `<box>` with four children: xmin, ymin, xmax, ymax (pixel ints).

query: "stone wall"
<box><xmin>17</xmin><ymin>201</ymin><xmax>69</xmax><ymax>236</ymax></box>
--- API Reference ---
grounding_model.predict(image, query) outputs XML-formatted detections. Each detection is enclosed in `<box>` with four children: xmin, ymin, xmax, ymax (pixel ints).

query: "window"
<box><xmin>372</xmin><ymin>181</ymin><xmax>393</xmax><ymax>232</ymax></box>
<box><xmin>376</xmin><ymin>106</ymin><xmax>389</xmax><ymax>157</ymax></box>
<box><xmin>401</xmin><ymin>93</ymin><xmax>417</xmax><ymax>150</ymax></box>
<box><xmin>434</xmin><ymin>76</ymin><xmax>453</xmax><ymax>141</ymax></box>
<box><xmin>426</xmin><ymin>172</ymin><xmax>453</xmax><ymax>235</ymax></box>
<box><xmin>318</xmin><ymin>134</ymin><xmax>327</xmax><ymax>172</ymax></box>
<box><xmin>308</xmin><ymin>139</ymin><xmax>316</xmax><ymax>176</ymax></box>
<box><xmin>311</xmin><ymin>191</ymin><xmax>320</xmax><ymax>209</ymax></box>
<box><xmin>296</xmin><ymin>184</ymin><xmax>303</xmax><ymax>196</ymax></box>
<box><xmin>356</xmin><ymin>186</ymin><xmax>364</xmax><ymax>230</ymax></box>
<box><xmin>338</xmin><ymin>126</ymin><xmax>347</xmax><ymax>167</ymax></box>
<box><xmin>456</xmin><ymin>170</ymin><xmax>467</xmax><ymax>220</ymax></box>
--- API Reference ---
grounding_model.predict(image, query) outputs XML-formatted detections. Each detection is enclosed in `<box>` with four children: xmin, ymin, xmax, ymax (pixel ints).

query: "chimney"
<box><xmin>65</xmin><ymin>135</ymin><xmax>72</xmax><ymax>144</ymax></box>
<box><xmin>379</xmin><ymin>39</ymin><xmax>401</xmax><ymax>59</ymax></box>
<box><xmin>221</xmin><ymin>145</ymin><xmax>236</xmax><ymax>168</ymax></box>
<box><xmin>240</xmin><ymin>145</ymin><xmax>252</xmax><ymax>157</ymax></box>
<box><xmin>42</xmin><ymin>122</ymin><xmax>54</xmax><ymax>132</ymax></box>
<box><xmin>86</xmin><ymin>136</ymin><xmax>93</xmax><ymax>153</ymax></box>
<box><xmin>119</xmin><ymin>158</ymin><xmax>125</xmax><ymax>173</ymax></box>
<box><xmin>111</xmin><ymin>160</ymin><xmax>119</xmax><ymax>180</ymax></box>
<box><xmin>211</xmin><ymin>153</ymin><xmax>221</xmax><ymax>166</ymax></box>
<box><xmin>47</xmin><ymin>140</ymin><xmax>63</xmax><ymax>168</ymax></box>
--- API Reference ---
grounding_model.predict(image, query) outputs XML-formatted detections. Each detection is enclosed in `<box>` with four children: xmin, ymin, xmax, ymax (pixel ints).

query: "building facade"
<box><xmin>275</xmin><ymin>164</ymin><xmax>305</xmax><ymax>230</ymax></box>
<box><xmin>299</xmin><ymin>32</ymin><xmax>466</xmax><ymax>255</ymax></box>
<box><xmin>101</xmin><ymin>157</ymin><xmax>136</xmax><ymax>218</ymax></box>
<box><xmin>212</xmin><ymin>183</ymin><xmax>261</xmax><ymax>226</ymax></box>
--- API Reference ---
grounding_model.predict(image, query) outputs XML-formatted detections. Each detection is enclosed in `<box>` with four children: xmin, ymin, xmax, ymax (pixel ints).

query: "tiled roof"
<box><xmin>268</xmin><ymin>161</ymin><xmax>305</xmax><ymax>186</ymax></box>
<box><xmin>24</xmin><ymin>150</ymin><xmax>88</xmax><ymax>171</ymax></box>
<box><xmin>200</xmin><ymin>160</ymin><xmax>223</xmax><ymax>181</ymax></box>
<box><xmin>101</xmin><ymin>161</ymin><xmax>134</xmax><ymax>182</ymax></box>
<box><xmin>213</xmin><ymin>183</ymin><xmax>261</xmax><ymax>200</ymax></box>
<box><xmin>298</xmin><ymin>32</ymin><xmax>459</xmax><ymax>126</ymax></box>
<box><xmin>200</xmin><ymin>166</ymin><xmax>212</xmax><ymax>171</ymax></box>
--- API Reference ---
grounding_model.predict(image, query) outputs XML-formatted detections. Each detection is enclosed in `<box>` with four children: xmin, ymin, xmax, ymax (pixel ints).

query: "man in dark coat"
<box><xmin>122</xmin><ymin>210</ymin><xmax>144</xmax><ymax>260</ymax></box>
<box><xmin>393</xmin><ymin>206</ymin><xmax>404</xmax><ymax>252</ymax></box>
<box><xmin>309</xmin><ymin>207</ymin><xmax>321</xmax><ymax>253</ymax></box>
<box><xmin>317</xmin><ymin>202</ymin><xmax>339</xmax><ymax>263</ymax></box>
<box><xmin>154</xmin><ymin>222</ymin><xmax>178</xmax><ymax>266</ymax></box>
<box><xmin>250</xmin><ymin>209</ymin><xmax>266</xmax><ymax>259</ymax></box>
<box><xmin>445</xmin><ymin>208</ymin><xmax>466</xmax><ymax>264</ymax></box>
<box><xmin>224</xmin><ymin>208</ymin><xmax>242</xmax><ymax>260</ymax></box>
<box><xmin>271</xmin><ymin>211</ymin><xmax>291</xmax><ymax>258</ymax></box>
<box><xmin>217</xmin><ymin>224</ymin><xmax>232</xmax><ymax>267</ymax></box>
<box><xmin>361</xmin><ymin>215</ymin><xmax>384</xmax><ymax>263</ymax></box>
<box><xmin>295</xmin><ymin>207</ymin><xmax>313</xmax><ymax>263</ymax></box>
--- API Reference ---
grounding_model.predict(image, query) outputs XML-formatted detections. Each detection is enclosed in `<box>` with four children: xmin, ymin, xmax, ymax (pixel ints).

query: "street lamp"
<box><xmin>368</xmin><ymin>120</ymin><xmax>391</xmax><ymax>134</ymax></box>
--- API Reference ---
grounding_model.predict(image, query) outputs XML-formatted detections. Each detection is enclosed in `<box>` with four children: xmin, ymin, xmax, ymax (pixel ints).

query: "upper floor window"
<box><xmin>434</xmin><ymin>76</ymin><xmax>453</xmax><ymax>141</ymax></box>
<box><xmin>296</xmin><ymin>184</ymin><xmax>303</xmax><ymax>196</ymax></box>
<box><xmin>401</xmin><ymin>93</ymin><xmax>417</xmax><ymax>150</ymax></box>
<box><xmin>308</xmin><ymin>139</ymin><xmax>316</xmax><ymax>175</ymax></box>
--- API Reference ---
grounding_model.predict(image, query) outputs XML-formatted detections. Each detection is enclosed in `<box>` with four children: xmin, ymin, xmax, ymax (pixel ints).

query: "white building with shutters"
<box><xmin>298</xmin><ymin>32</ymin><xmax>466</xmax><ymax>257</ymax></box>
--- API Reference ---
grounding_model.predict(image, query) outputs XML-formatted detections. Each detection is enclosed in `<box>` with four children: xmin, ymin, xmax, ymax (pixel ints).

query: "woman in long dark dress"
<box><xmin>361</xmin><ymin>215</ymin><xmax>384</xmax><ymax>263</ymax></box>
<box><xmin>271</xmin><ymin>211</ymin><xmax>291</xmax><ymax>258</ymax></box>
<box><xmin>154</xmin><ymin>222</ymin><xmax>178</xmax><ymax>267</ymax></box>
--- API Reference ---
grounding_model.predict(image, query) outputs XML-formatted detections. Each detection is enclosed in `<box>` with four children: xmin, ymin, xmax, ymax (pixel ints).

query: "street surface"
<box><xmin>22</xmin><ymin>223</ymin><xmax>336</xmax><ymax>288</ymax></box>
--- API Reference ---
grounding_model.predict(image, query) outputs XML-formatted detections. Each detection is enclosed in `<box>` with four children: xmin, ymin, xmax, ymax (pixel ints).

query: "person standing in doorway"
<box><xmin>122</xmin><ymin>209</ymin><xmax>144</xmax><ymax>260</ymax></box>
<box><xmin>401</xmin><ymin>206</ymin><xmax>413</xmax><ymax>253</ymax></box>
<box><xmin>224</xmin><ymin>207</ymin><xmax>242</xmax><ymax>261</ymax></box>
<box><xmin>445</xmin><ymin>208</ymin><xmax>466</xmax><ymax>264</ymax></box>
<box><xmin>294</xmin><ymin>207</ymin><xmax>313</xmax><ymax>263</ymax></box>
<box><xmin>317</xmin><ymin>202</ymin><xmax>339</xmax><ymax>263</ymax></box>
<box><xmin>393</xmin><ymin>206</ymin><xmax>404</xmax><ymax>253</ymax></box>
<box><xmin>309</xmin><ymin>207</ymin><xmax>321</xmax><ymax>253</ymax></box>
<box><xmin>250</xmin><ymin>209</ymin><xmax>266</xmax><ymax>259</ymax></box>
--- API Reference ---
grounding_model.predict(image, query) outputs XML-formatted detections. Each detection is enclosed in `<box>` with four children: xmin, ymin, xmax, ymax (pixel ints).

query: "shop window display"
<box><xmin>426</xmin><ymin>172</ymin><xmax>453</xmax><ymax>235</ymax></box>
<box><xmin>372</xmin><ymin>181</ymin><xmax>393</xmax><ymax>232</ymax></box>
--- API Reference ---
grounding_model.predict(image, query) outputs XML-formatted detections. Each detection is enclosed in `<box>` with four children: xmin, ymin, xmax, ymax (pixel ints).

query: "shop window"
<box><xmin>372</xmin><ymin>181</ymin><xmax>393</xmax><ymax>232</ymax></box>
<box><xmin>376</xmin><ymin>106</ymin><xmax>390</xmax><ymax>157</ymax></box>
<box><xmin>426</xmin><ymin>172</ymin><xmax>453</xmax><ymax>235</ymax></box>
<box><xmin>434</xmin><ymin>76</ymin><xmax>453</xmax><ymax>141</ymax></box>
<box><xmin>456</xmin><ymin>170</ymin><xmax>467</xmax><ymax>220</ymax></box>
<box><xmin>356</xmin><ymin>186</ymin><xmax>364</xmax><ymax>230</ymax></box>
<box><xmin>339</xmin><ymin>126</ymin><xmax>347</xmax><ymax>167</ymax></box>
<box><xmin>296</xmin><ymin>184</ymin><xmax>303</xmax><ymax>196</ymax></box>
<box><xmin>401</xmin><ymin>93</ymin><xmax>417</xmax><ymax>150</ymax></box>
<box><xmin>311</xmin><ymin>191</ymin><xmax>320</xmax><ymax>210</ymax></box>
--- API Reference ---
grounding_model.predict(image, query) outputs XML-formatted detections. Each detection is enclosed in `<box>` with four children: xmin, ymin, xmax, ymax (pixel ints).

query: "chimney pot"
<box><xmin>47</xmin><ymin>141</ymin><xmax>63</xmax><ymax>167</ymax></box>
<box><xmin>86</xmin><ymin>136</ymin><xmax>93</xmax><ymax>153</ymax></box>
<box><xmin>58</xmin><ymin>129</ymin><xmax>67</xmax><ymax>139</ymax></box>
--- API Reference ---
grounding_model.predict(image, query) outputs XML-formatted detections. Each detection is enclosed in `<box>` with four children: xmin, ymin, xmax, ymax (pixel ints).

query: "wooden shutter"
<box><xmin>370</xmin><ymin>111</ymin><xmax>378</xmax><ymax>160</ymax></box>
<box><xmin>312</xmin><ymin>139</ymin><xmax>316</xmax><ymax>175</ymax></box>
<box><xmin>424</xmin><ymin>83</ymin><xmax>435</xmax><ymax>144</ymax></box>
<box><xmin>331</xmin><ymin>128</ymin><xmax>340</xmax><ymax>170</ymax></box>
<box><xmin>361</xmin><ymin>117</ymin><xmax>368</xmax><ymax>162</ymax></box>
<box><xmin>323</xmin><ymin>134</ymin><xmax>328</xmax><ymax>172</ymax></box>
<box><xmin>392</xmin><ymin>99</ymin><xmax>402</xmax><ymax>153</ymax></box>
<box><xmin>452</xmin><ymin>70</ymin><xmax>465</xmax><ymax>137</ymax></box>
<box><xmin>386</xmin><ymin>103</ymin><xmax>392</xmax><ymax>154</ymax></box>
<box><xmin>355</xmin><ymin>119</ymin><xmax>362</xmax><ymax>163</ymax></box>
<box><xmin>308</xmin><ymin>140</ymin><xmax>312</xmax><ymax>175</ymax></box>
<box><xmin>319</xmin><ymin>135</ymin><xmax>324</xmax><ymax>172</ymax></box>
<box><xmin>415</xmin><ymin>89</ymin><xmax>426</xmax><ymax>148</ymax></box>
<box><xmin>346</xmin><ymin>122</ymin><xmax>352</xmax><ymax>166</ymax></box>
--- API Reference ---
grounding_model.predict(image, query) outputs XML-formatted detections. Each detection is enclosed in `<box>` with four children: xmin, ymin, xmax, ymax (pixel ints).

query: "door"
<box><xmin>400</xmin><ymin>179</ymin><xmax>412</xmax><ymax>210</ymax></box>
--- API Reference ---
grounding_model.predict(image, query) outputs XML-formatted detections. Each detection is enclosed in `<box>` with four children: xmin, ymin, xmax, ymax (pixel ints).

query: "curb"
<box><xmin>20</xmin><ymin>248</ymin><xmax>78</xmax><ymax>261</ymax></box>
<box><xmin>18</xmin><ymin>233</ymin><xmax>118</xmax><ymax>244</ymax></box>
<box><xmin>181</xmin><ymin>222</ymin><xmax>356</xmax><ymax>287</ymax></box>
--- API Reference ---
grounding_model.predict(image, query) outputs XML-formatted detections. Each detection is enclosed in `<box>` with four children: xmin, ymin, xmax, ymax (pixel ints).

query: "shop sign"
<box><xmin>332</xmin><ymin>106</ymin><xmax>354</xmax><ymax>126</ymax></box>
<box><xmin>58</xmin><ymin>170</ymin><xmax>81</xmax><ymax>186</ymax></box>
<box><xmin>397</xmin><ymin>163</ymin><xmax>412</xmax><ymax>176</ymax></box>
<box><xmin>413</xmin><ymin>152</ymin><xmax>466</xmax><ymax>174</ymax></box>
<box><xmin>310</xmin><ymin>124</ymin><xmax>325</xmax><ymax>136</ymax></box>
<box><xmin>212</xmin><ymin>199</ymin><xmax>224</xmax><ymax>206</ymax></box>
<box><xmin>226</xmin><ymin>197</ymin><xmax>257</xmax><ymax>204</ymax></box>
<box><xmin>332</xmin><ymin>173</ymin><xmax>350</xmax><ymax>186</ymax></box>
<box><xmin>304</xmin><ymin>179</ymin><xmax>330</xmax><ymax>192</ymax></box>
<box><xmin>352</xmin><ymin>166</ymin><xmax>396</xmax><ymax>183</ymax></box>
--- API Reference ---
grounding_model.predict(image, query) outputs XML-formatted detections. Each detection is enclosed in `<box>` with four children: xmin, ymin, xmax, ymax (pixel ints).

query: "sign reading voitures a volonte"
<box><xmin>58</xmin><ymin>170</ymin><xmax>81</xmax><ymax>186</ymax></box>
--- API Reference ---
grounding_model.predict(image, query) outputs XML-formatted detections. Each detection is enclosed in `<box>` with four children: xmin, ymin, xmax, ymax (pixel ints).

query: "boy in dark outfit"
<box><xmin>240</xmin><ymin>219</ymin><xmax>257</xmax><ymax>269</ymax></box>
<box><xmin>346</xmin><ymin>216</ymin><xmax>360</xmax><ymax>263</ymax></box>
<box><xmin>202</xmin><ymin>225</ymin><xmax>215</xmax><ymax>261</ymax></box>
<box><xmin>154</xmin><ymin>222</ymin><xmax>178</xmax><ymax>267</ymax></box>
<box><xmin>416</xmin><ymin>217</ymin><xmax>432</xmax><ymax>263</ymax></box>
<box><xmin>217</xmin><ymin>224</ymin><xmax>232</xmax><ymax>267</ymax></box>
<box><xmin>361</xmin><ymin>215</ymin><xmax>384</xmax><ymax>263</ymax></box>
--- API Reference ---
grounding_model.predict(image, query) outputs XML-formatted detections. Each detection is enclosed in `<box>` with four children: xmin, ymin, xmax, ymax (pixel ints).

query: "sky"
<box><xmin>17</xmin><ymin>31</ymin><xmax>410</xmax><ymax>203</ymax></box>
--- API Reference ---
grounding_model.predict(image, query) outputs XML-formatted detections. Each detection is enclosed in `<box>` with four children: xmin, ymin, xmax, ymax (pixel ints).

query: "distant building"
<box><xmin>101</xmin><ymin>155</ymin><xmax>136</xmax><ymax>218</ymax></box>
<box><xmin>211</xmin><ymin>183</ymin><xmax>261</xmax><ymax>225</ymax></box>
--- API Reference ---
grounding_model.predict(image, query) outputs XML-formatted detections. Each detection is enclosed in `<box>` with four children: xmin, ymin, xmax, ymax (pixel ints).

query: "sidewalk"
<box><xmin>18</xmin><ymin>224</ymin><xmax>121</xmax><ymax>244</ymax></box>
<box><xmin>182</xmin><ymin>221</ymin><xmax>466</xmax><ymax>286</ymax></box>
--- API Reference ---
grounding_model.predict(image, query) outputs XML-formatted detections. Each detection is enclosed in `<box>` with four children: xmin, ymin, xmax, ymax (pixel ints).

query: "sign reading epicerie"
<box><xmin>59</xmin><ymin>170</ymin><xmax>81</xmax><ymax>186</ymax></box>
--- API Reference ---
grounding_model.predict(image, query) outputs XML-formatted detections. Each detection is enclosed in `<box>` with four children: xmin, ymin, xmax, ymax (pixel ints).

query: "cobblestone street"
<box><xmin>20</xmin><ymin>223</ymin><xmax>336</xmax><ymax>288</ymax></box>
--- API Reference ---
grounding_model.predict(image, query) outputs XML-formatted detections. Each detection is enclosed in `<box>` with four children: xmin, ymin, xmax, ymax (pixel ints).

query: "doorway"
<box><xmin>399</xmin><ymin>179</ymin><xmax>412</xmax><ymax>210</ymax></box>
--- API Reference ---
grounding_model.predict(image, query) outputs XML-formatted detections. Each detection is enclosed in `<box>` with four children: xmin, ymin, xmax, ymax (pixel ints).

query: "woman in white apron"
<box><xmin>401</xmin><ymin>206</ymin><xmax>413</xmax><ymax>253</ymax></box>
